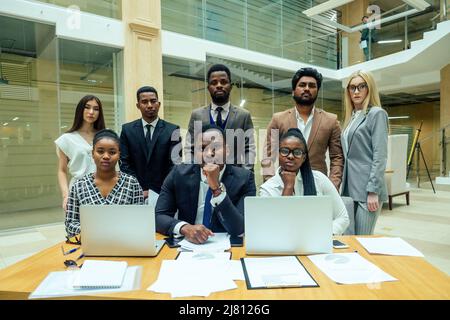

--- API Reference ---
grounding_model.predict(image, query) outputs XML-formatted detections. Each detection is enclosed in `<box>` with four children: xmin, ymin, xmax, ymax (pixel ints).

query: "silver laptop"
<box><xmin>244</xmin><ymin>196</ymin><xmax>333</xmax><ymax>255</ymax></box>
<box><xmin>80</xmin><ymin>204</ymin><xmax>165</xmax><ymax>256</ymax></box>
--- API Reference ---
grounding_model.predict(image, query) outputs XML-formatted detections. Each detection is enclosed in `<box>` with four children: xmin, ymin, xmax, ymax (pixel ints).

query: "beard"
<box><xmin>211</xmin><ymin>91</ymin><xmax>230</xmax><ymax>105</ymax></box>
<box><xmin>293</xmin><ymin>93</ymin><xmax>317</xmax><ymax>106</ymax></box>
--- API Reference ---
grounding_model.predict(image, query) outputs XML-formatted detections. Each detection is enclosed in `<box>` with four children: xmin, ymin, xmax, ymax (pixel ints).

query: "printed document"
<box><xmin>178</xmin><ymin>232</ymin><xmax>231</xmax><ymax>252</ymax></box>
<box><xmin>356</xmin><ymin>237</ymin><xmax>424</xmax><ymax>257</ymax></box>
<box><xmin>308</xmin><ymin>253</ymin><xmax>397</xmax><ymax>285</ymax></box>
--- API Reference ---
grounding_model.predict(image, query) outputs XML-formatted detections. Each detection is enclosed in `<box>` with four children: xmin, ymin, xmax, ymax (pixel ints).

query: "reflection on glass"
<box><xmin>58</xmin><ymin>39</ymin><xmax>120</xmax><ymax>133</ymax></box>
<box><xmin>0</xmin><ymin>15</ymin><xmax>122</xmax><ymax>230</ymax></box>
<box><xmin>161</xmin><ymin>0</ymin><xmax>339</xmax><ymax>69</ymax></box>
<box><xmin>0</xmin><ymin>16</ymin><xmax>59</xmax><ymax>220</ymax></box>
<box><xmin>36</xmin><ymin>0</ymin><xmax>122</xmax><ymax>19</ymax></box>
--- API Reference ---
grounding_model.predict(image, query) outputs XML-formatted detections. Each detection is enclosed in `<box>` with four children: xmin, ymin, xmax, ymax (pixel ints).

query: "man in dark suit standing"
<box><xmin>120</xmin><ymin>86</ymin><xmax>181</xmax><ymax>197</ymax></box>
<box><xmin>185</xmin><ymin>64</ymin><xmax>255</xmax><ymax>170</ymax></box>
<box><xmin>156</xmin><ymin>124</ymin><xmax>256</xmax><ymax>244</ymax></box>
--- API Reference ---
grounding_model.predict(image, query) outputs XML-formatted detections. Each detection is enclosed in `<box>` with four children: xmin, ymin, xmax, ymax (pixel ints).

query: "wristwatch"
<box><xmin>211</xmin><ymin>183</ymin><xmax>226</xmax><ymax>197</ymax></box>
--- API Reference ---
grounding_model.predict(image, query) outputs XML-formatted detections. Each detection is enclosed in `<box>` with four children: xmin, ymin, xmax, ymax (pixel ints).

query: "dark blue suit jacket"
<box><xmin>155</xmin><ymin>164</ymin><xmax>256</xmax><ymax>236</ymax></box>
<box><xmin>119</xmin><ymin>119</ymin><xmax>181</xmax><ymax>194</ymax></box>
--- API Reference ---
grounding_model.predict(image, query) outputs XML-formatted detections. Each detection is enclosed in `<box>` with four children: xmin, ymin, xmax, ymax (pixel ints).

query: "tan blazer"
<box><xmin>263</xmin><ymin>107</ymin><xmax>344</xmax><ymax>190</ymax></box>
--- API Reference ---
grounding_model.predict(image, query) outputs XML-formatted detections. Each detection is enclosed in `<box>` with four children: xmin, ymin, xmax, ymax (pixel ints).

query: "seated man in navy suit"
<box><xmin>155</xmin><ymin>124</ymin><xmax>256</xmax><ymax>244</ymax></box>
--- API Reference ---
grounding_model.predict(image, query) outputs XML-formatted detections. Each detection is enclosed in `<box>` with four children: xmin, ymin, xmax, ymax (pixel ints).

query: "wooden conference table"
<box><xmin>0</xmin><ymin>236</ymin><xmax>449</xmax><ymax>300</ymax></box>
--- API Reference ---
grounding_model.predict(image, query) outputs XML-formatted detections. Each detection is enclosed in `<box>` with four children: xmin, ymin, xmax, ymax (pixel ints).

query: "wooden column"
<box><xmin>122</xmin><ymin>0</ymin><xmax>164</xmax><ymax>121</ymax></box>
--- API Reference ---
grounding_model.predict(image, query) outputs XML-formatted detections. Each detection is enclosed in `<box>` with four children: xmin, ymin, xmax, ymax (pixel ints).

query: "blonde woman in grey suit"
<box><xmin>341</xmin><ymin>70</ymin><xmax>388</xmax><ymax>235</ymax></box>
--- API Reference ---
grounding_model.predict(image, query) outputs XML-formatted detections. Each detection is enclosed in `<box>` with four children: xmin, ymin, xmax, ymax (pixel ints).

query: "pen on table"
<box><xmin>61</xmin><ymin>246</ymin><xmax>81</xmax><ymax>255</ymax></box>
<box><xmin>75</xmin><ymin>253</ymin><xmax>85</xmax><ymax>261</ymax></box>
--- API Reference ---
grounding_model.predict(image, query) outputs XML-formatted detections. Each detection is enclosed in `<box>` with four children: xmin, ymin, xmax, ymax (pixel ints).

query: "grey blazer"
<box><xmin>185</xmin><ymin>104</ymin><xmax>256</xmax><ymax>170</ymax></box>
<box><xmin>341</xmin><ymin>106</ymin><xmax>388</xmax><ymax>202</ymax></box>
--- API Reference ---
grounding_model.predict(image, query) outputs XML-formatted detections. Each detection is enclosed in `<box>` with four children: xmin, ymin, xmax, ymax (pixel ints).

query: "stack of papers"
<box><xmin>178</xmin><ymin>232</ymin><xmax>231</xmax><ymax>252</ymax></box>
<box><xmin>148</xmin><ymin>258</ymin><xmax>241</xmax><ymax>298</ymax></box>
<box><xmin>29</xmin><ymin>266</ymin><xmax>142</xmax><ymax>299</ymax></box>
<box><xmin>177</xmin><ymin>251</ymin><xmax>244</xmax><ymax>281</ymax></box>
<box><xmin>72</xmin><ymin>260</ymin><xmax>128</xmax><ymax>289</ymax></box>
<box><xmin>356</xmin><ymin>237</ymin><xmax>424</xmax><ymax>257</ymax></box>
<box><xmin>308</xmin><ymin>253</ymin><xmax>397</xmax><ymax>285</ymax></box>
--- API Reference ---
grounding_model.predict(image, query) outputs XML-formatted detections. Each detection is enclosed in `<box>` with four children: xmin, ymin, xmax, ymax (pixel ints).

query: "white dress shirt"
<box><xmin>259</xmin><ymin>167</ymin><xmax>350</xmax><ymax>235</ymax></box>
<box><xmin>173</xmin><ymin>165</ymin><xmax>227</xmax><ymax>235</ymax></box>
<box><xmin>210</xmin><ymin>102</ymin><xmax>230</xmax><ymax>123</ymax></box>
<box><xmin>141</xmin><ymin>117</ymin><xmax>159</xmax><ymax>139</ymax></box>
<box><xmin>295</xmin><ymin>107</ymin><xmax>315</xmax><ymax>143</ymax></box>
<box><xmin>342</xmin><ymin>110</ymin><xmax>362</xmax><ymax>145</ymax></box>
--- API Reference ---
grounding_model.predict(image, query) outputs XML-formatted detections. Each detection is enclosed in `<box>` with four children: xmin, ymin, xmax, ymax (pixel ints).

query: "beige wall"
<box><xmin>340</xmin><ymin>0</ymin><xmax>369</xmax><ymax>65</ymax></box>
<box><xmin>440</xmin><ymin>64</ymin><xmax>450</xmax><ymax>175</ymax></box>
<box><xmin>385</xmin><ymin>102</ymin><xmax>440</xmax><ymax>175</ymax></box>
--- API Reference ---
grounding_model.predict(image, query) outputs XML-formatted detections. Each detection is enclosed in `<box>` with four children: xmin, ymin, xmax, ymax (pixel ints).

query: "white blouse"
<box><xmin>259</xmin><ymin>168</ymin><xmax>350</xmax><ymax>235</ymax></box>
<box><xmin>342</xmin><ymin>109</ymin><xmax>363</xmax><ymax>146</ymax></box>
<box><xmin>55</xmin><ymin>132</ymin><xmax>96</xmax><ymax>187</ymax></box>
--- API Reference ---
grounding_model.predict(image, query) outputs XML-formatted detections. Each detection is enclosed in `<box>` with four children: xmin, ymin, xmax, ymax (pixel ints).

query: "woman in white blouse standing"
<box><xmin>260</xmin><ymin>128</ymin><xmax>349</xmax><ymax>235</ymax></box>
<box><xmin>55</xmin><ymin>95</ymin><xmax>106</xmax><ymax>211</ymax></box>
<box><xmin>341</xmin><ymin>70</ymin><xmax>388</xmax><ymax>235</ymax></box>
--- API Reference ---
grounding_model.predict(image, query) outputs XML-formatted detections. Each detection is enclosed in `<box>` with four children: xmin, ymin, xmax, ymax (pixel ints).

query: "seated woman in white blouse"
<box><xmin>260</xmin><ymin>128</ymin><xmax>349</xmax><ymax>235</ymax></box>
<box><xmin>65</xmin><ymin>129</ymin><xmax>144</xmax><ymax>238</ymax></box>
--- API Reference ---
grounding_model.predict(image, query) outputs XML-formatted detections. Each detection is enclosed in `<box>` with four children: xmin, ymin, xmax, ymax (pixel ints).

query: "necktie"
<box><xmin>202</xmin><ymin>188</ymin><xmax>213</xmax><ymax>229</ymax></box>
<box><xmin>145</xmin><ymin>124</ymin><xmax>152</xmax><ymax>145</ymax></box>
<box><xmin>216</xmin><ymin>107</ymin><xmax>223</xmax><ymax>128</ymax></box>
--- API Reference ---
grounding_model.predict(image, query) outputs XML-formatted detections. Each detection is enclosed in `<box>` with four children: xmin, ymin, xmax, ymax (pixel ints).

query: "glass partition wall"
<box><xmin>162</xmin><ymin>0</ymin><xmax>339</xmax><ymax>69</ymax></box>
<box><xmin>0</xmin><ymin>15</ymin><xmax>122</xmax><ymax>230</ymax></box>
<box><xmin>162</xmin><ymin>55</ymin><xmax>344</xmax><ymax>187</ymax></box>
<box><xmin>36</xmin><ymin>0</ymin><xmax>122</xmax><ymax>19</ymax></box>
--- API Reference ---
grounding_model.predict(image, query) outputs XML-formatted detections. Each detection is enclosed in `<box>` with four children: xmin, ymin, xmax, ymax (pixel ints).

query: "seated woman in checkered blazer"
<box><xmin>65</xmin><ymin>129</ymin><xmax>144</xmax><ymax>237</ymax></box>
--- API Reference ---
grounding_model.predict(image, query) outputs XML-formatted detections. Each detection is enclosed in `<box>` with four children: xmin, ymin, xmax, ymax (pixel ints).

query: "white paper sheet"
<box><xmin>148</xmin><ymin>259</ymin><xmax>237</xmax><ymax>298</ymax></box>
<box><xmin>29</xmin><ymin>266</ymin><xmax>142</xmax><ymax>299</ymax></box>
<box><xmin>176</xmin><ymin>252</ymin><xmax>244</xmax><ymax>281</ymax></box>
<box><xmin>356</xmin><ymin>237</ymin><xmax>424</xmax><ymax>257</ymax></box>
<box><xmin>178</xmin><ymin>232</ymin><xmax>231</xmax><ymax>252</ymax></box>
<box><xmin>176</xmin><ymin>252</ymin><xmax>231</xmax><ymax>260</ymax></box>
<box><xmin>72</xmin><ymin>260</ymin><xmax>127</xmax><ymax>288</ymax></box>
<box><xmin>308</xmin><ymin>253</ymin><xmax>397</xmax><ymax>285</ymax></box>
<box><xmin>242</xmin><ymin>256</ymin><xmax>317</xmax><ymax>288</ymax></box>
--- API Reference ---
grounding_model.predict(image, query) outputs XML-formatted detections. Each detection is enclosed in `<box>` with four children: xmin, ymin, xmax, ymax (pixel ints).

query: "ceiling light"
<box><xmin>303</xmin><ymin>0</ymin><xmax>354</xmax><ymax>17</ymax></box>
<box><xmin>402</xmin><ymin>0</ymin><xmax>431</xmax><ymax>11</ymax></box>
<box><xmin>240</xmin><ymin>100</ymin><xmax>246</xmax><ymax>107</ymax></box>
<box><xmin>388</xmin><ymin>116</ymin><xmax>410</xmax><ymax>119</ymax></box>
<box><xmin>378</xmin><ymin>40</ymin><xmax>402</xmax><ymax>44</ymax></box>
<box><xmin>12</xmin><ymin>117</ymin><xmax>19</xmax><ymax>121</ymax></box>
<box><xmin>3</xmin><ymin>122</ymin><xmax>9</xmax><ymax>126</ymax></box>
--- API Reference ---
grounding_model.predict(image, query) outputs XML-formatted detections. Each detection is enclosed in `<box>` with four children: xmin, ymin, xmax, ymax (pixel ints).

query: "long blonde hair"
<box><xmin>343</xmin><ymin>70</ymin><xmax>382</xmax><ymax>130</ymax></box>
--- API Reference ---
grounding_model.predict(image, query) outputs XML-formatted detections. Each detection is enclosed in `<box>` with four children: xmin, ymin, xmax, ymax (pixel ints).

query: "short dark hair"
<box><xmin>93</xmin><ymin>128</ymin><xmax>120</xmax><ymax>147</ymax></box>
<box><xmin>362</xmin><ymin>15</ymin><xmax>369</xmax><ymax>21</ymax></box>
<box><xmin>207</xmin><ymin>64</ymin><xmax>231</xmax><ymax>84</ymax></box>
<box><xmin>291</xmin><ymin>67</ymin><xmax>323</xmax><ymax>91</ymax></box>
<box><xmin>67</xmin><ymin>95</ymin><xmax>105</xmax><ymax>133</ymax></box>
<box><xmin>280</xmin><ymin>128</ymin><xmax>317</xmax><ymax>196</ymax></box>
<box><xmin>136</xmin><ymin>86</ymin><xmax>158</xmax><ymax>102</ymax></box>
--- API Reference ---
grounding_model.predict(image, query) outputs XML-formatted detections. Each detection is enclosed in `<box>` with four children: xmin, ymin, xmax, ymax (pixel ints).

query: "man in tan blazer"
<box><xmin>262</xmin><ymin>67</ymin><xmax>343</xmax><ymax>190</ymax></box>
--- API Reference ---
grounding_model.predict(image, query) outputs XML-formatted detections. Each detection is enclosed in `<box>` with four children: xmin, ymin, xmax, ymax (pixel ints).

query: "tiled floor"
<box><xmin>0</xmin><ymin>187</ymin><xmax>449</xmax><ymax>275</ymax></box>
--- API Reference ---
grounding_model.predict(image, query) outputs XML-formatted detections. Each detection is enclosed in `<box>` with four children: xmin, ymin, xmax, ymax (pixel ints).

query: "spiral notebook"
<box><xmin>72</xmin><ymin>260</ymin><xmax>128</xmax><ymax>289</ymax></box>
